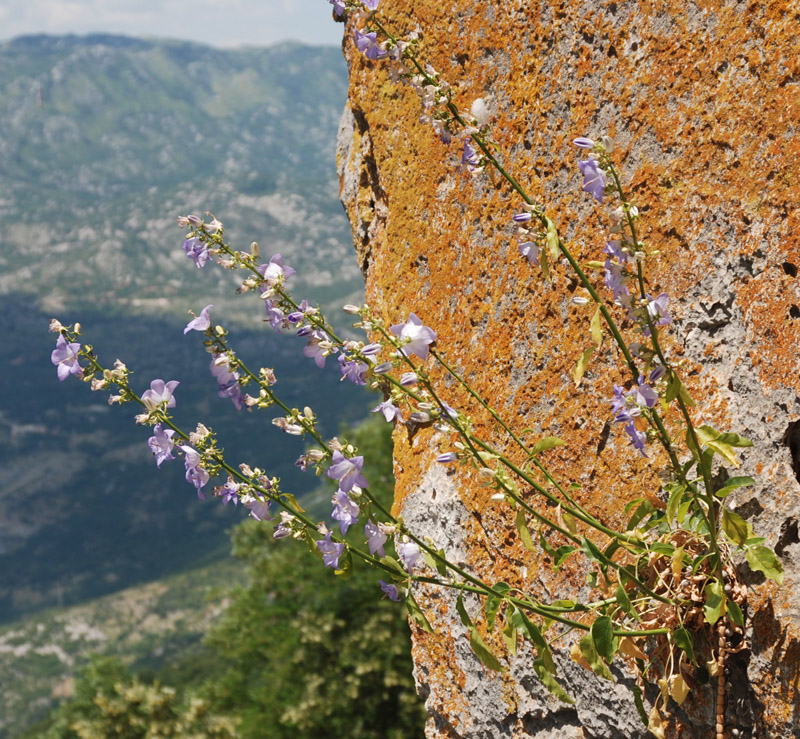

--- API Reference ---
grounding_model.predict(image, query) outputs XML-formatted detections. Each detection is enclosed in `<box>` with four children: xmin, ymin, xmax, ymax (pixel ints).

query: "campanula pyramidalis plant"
<box><xmin>50</xmin><ymin>3</ymin><xmax>785</xmax><ymax>738</ymax></box>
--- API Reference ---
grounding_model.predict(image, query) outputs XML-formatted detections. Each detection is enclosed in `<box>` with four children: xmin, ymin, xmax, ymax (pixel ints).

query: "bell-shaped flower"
<box><xmin>317</xmin><ymin>532</ymin><xmax>345</xmax><ymax>569</ymax></box>
<box><xmin>51</xmin><ymin>335</ymin><xmax>83</xmax><ymax>381</ymax></box>
<box><xmin>390</xmin><ymin>313</ymin><xmax>437</xmax><ymax>360</ymax></box>
<box><xmin>142</xmin><ymin>379</ymin><xmax>180</xmax><ymax>411</ymax></box>
<box><xmin>184</xmin><ymin>304</ymin><xmax>213</xmax><ymax>334</ymax></box>
<box><xmin>148</xmin><ymin>423</ymin><xmax>175</xmax><ymax>467</ymax></box>
<box><xmin>326</xmin><ymin>451</ymin><xmax>368</xmax><ymax>492</ymax></box>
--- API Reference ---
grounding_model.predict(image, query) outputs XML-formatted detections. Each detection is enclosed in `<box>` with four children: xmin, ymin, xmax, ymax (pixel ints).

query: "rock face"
<box><xmin>336</xmin><ymin>2</ymin><xmax>799</xmax><ymax>737</ymax></box>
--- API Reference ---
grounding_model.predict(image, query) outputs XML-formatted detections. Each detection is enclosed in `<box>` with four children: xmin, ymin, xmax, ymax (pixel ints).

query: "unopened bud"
<box><xmin>342</xmin><ymin>304</ymin><xmax>360</xmax><ymax>314</ymax></box>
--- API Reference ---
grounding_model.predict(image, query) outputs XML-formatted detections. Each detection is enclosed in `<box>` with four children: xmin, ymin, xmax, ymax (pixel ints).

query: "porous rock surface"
<box><xmin>335</xmin><ymin>1</ymin><xmax>800</xmax><ymax>736</ymax></box>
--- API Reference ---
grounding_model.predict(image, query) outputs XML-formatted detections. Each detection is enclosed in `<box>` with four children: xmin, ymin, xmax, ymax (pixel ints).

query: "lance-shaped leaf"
<box><xmin>530</xmin><ymin>436</ymin><xmax>565</xmax><ymax>455</ymax></box>
<box><xmin>665</xmin><ymin>370</ymin><xmax>696</xmax><ymax>407</ymax></box>
<box><xmin>590</xmin><ymin>305</ymin><xmax>603</xmax><ymax>347</ymax></box>
<box><xmin>746</xmin><ymin>545</ymin><xmax>784</xmax><ymax>584</ymax></box>
<box><xmin>545</xmin><ymin>217</ymin><xmax>560</xmax><ymax>259</ymax></box>
<box><xmin>694</xmin><ymin>424</ymin><xmax>752</xmax><ymax>467</ymax></box>
<box><xmin>516</xmin><ymin>510</ymin><xmax>537</xmax><ymax>552</ymax></box>
<box><xmin>407</xmin><ymin>593</ymin><xmax>435</xmax><ymax>634</ymax></box>
<box><xmin>469</xmin><ymin>627</ymin><xmax>506</xmax><ymax>672</ymax></box>
<box><xmin>703</xmin><ymin>579</ymin><xmax>725</xmax><ymax>625</ymax></box>
<box><xmin>591</xmin><ymin>616</ymin><xmax>617</xmax><ymax>662</ymax></box>
<box><xmin>456</xmin><ymin>591</ymin><xmax>473</xmax><ymax>628</ymax></box>
<box><xmin>727</xmin><ymin>599</ymin><xmax>744</xmax><ymax>628</ymax></box>
<box><xmin>673</xmin><ymin>626</ymin><xmax>696</xmax><ymax>664</ymax></box>
<box><xmin>513</xmin><ymin>610</ymin><xmax>556</xmax><ymax>674</ymax></box>
<box><xmin>573</xmin><ymin>346</ymin><xmax>595</xmax><ymax>387</ymax></box>
<box><xmin>577</xmin><ymin>633</ymin><xmax>614</xmax><ymax>681</ymax></box>
<box><xmin>722</xmin><ymin>507</ymin><xmax>750</xmax><ymax>547</ymax></box>
<box><xmin>533</xmin><ymin>659</ymin><xmax>574</xmax><ymax>704</ymax></box>
<box><xmin>334</xmin><ymin>547</ymin><xmax>353</xmax><ymax>579</ymax></box>
<box><xmin>715</xmin><ymin>476</ymin><xmax>755</xmax><ymax>499</ymax></box>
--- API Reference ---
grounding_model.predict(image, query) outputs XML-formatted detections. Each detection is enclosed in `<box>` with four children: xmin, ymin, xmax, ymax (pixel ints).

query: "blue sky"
<box><xmin>0</xmin><ymin>0</ymin><xmax>343</xmax><ymax>48</ymax></box>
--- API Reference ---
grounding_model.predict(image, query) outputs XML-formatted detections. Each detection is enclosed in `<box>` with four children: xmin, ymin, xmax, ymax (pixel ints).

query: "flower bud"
<box><xmin>342</xmin><ymin>304</ymin><xmax>360</xmax><ymax>314</ymax></box>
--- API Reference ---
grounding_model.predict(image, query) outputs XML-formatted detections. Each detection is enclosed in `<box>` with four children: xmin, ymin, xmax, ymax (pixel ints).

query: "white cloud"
<box><xmin>0</xmin><ymin>0</ymin><xmax>343</xmax><ymax>48</ymax></box>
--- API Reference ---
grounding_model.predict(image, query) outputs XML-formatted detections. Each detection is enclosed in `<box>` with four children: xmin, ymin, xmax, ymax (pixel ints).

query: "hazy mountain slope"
<box><xmin>0</xmin><ymin>34</ymin><xmax>361</xmax><ymax>322</ymax></box>
<box><xmin>0</xmin><ymin>36</ymin><xmax>373</xmax><ymax>623</ymax></box>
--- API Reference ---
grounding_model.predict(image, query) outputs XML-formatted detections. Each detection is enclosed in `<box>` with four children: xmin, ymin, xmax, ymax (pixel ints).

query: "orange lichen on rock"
<box><xmin>337</xmin><ymin>0</ymin><xmax>800</xmax><ymax>736</ymax></box>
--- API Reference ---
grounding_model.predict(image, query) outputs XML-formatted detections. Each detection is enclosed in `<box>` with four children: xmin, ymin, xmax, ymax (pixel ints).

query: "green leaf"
<box><xmin>590</xmin><ymin>306</ymin><xmax>603</xmax><ymax>347</ymax></box>
<box><xmin>626</xmin><ymin>500</ymin><xmax>655</xmax><ymax>530</ymax></box>
<box><xmin>695</xmin><ymin>424</ymin><xmax>750</xmax><ymax>467</ymax></box>
<box><xmin>632</xmin><ymin>683</ymin><xmax>649</xmax><ymax>727</ymax></box>
<box><xmin>722</xmin><ymin>508</ymin><xmax>749</xmax><ymax>546</ymax></box>
<box><xmin>746</xmin><ymin>545</ymin><xmax>784</xmax><ymax>584</ymax></box>
<box><xmin>580</xmin><ymin>537</ymin><xmax>607</xmax><ymax>568</ymax></box>
<box><xmin>585</xmin><ymin>260</ymin><xmax>606</xmax><ymax>269</ymax></box>
<box><xmin>666</xmin><ymin>483</ymin><xmax>687</xmax><ymax>524</ymax></box>
<box><xmin>538</xmin><ymin>529</ymin><xmax>557</xmax><ymax>559</ymax></box>
<box><xmin>578</xmin><ymin>634</ymin><xmax>614</xmax><ymax>681</ymax></box>
<box><xmin>553</xmin><ymin>545</ymin><xmax>577</xmax><ymax>570</ymax></box>
<box><xmin>615</xmin><ymin>584</ymin><xmax>634</xmax><ymax>620</ymax></box>
<box><xmin>703</xmin><ymin>579</ymin><xmax>725</xmax><ymax>626</ymax></box>
<box><xmin>665</xmin><ymin>370</ymin><xmax>696</xmax><ymax>407</ymax></box>
<box><xmin>407</xmin><ymin>594</ymin><xmax>435</xmax><ymax>634</ymax></box>
<box><xmin>673</xmin><ymin>627</ymin><xmax>696</xmax><ymax>664</ymax></box>
<box><xmin>469</xmin><ymin>627</ymin><xmax>506</xmax><ymax>672</ymax></box>
<box><xmin>573</xmin><ymin>346</ymin><xmax>595</xmax><ymax>387</ymax></box>
<box><xmin>516</xmin><ymin>510</ymin><xmax>536</xmax><ymax>552</ymax></box>
<box><xmin>715</xmin><ymin>476</ymin><xmax>756</xmax><ymax>498</ymax></box>
<box><xmin>502</xmin><ymin>624</ymin><xmax>518</xmax><ymax>656</ymax></box>
<box><xmin>513</xmin><ymin>610</ymin><xmax>556</xmax><ymax>673</ymax></box>
<box><xmin>456</xmin><ymin>592</ymin><xmax>473</xmax><ymax>628</ymax></box>
<box><xmin>334</xmin><ymin>547</ymin><xmax>353</xmax><ymax>579</ymax></box>
<box><xmin>545</xmin><ymin>217</ymin><xmax>560</xmax><ymax>259</ymax></box>
<box><xmin>727</xmin><ymin>600</ymin><xmax>744</xmax><ymax>628</ymax></box>
<box><xmin>486</xmin><ymin>594</ymin><xmax>503</xmax><ymax>631</ymax></box>
<box><xmin>539</xmin><ymin>248</ymin><xmax>551</xmax><ymax>282</ymax></box>
<box><xmin>281</xmin><ymin>493</ymin><xmax>306</xmax><ymax>514</ymax></box>
<box><xmin>533</xmin><ymin>659</ymin><xmax>574</xmax><ymax>704</ymax></box>
<box><xmin>530</xmin><ymin>436</ymin><xmax>566</xmax><ymax>455</ymax></box>
<box><xmin>379</xmin><ymin>556</ymin><xmax>410</xmax><ymax>582</ymax></box>
<box><xmin>591</xmin><ymin>616</ymin><xmax>617</xmax><ymax>662</ymax></box>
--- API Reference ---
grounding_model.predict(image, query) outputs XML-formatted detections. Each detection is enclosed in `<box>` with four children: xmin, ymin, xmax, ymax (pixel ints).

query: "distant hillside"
<box><xmin>0</xmin><ymin>34</ymin><xmax>362</xmax><ymax>322</ymax></box>
<box><xmin>0</xmin><ymin>36</ymin><xmax>373</xmax><ymax>624</ymax></box>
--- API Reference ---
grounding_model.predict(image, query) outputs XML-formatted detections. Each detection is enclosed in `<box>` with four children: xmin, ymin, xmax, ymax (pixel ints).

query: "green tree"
<box><xmin>202</xmin><ymin>416</ymin><xmax>426</xmax><ymax>738</ymax></box>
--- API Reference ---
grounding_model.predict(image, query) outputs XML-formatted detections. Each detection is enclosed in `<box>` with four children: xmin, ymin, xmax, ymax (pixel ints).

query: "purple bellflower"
<box><xmin>141</xmin><ymin>379</ymin><xmax>180</xmax><ymax>412</ymax></box>
<box><xmin>258</xmin><ymin>254</ymin><xmax>296</xmax><ymax>285</ymax></box>
<box><xmin>365</xmin><ymin>519</ymin><xmax>387</xmax><ymax>556</ymax></box>
<box><xmin>624</xmin><ymin>422</ymin><xmax>648</xmax><ymax>456</ymax></box>
<box><xmin>148</xmin><ymin>423</ymin><xmax>175</xmax><ymax>467</ymax></box>
<box><xmin>372</xmin><ymin>398</ymin><xmax>404</xmax><ymax>423</ymax></box>
<box><xmin>578</xmin><ymin>156</ymin><xmax>607</xmax><ymax>203</ymax></box>
<box><xmin>379</xmin><ymin>580</ymin><xmax>401</xmax><ymax>602</ymax></box>
<box><xmin>331</xmin><ymin>490</ymin><xmax>361</xmax><ymax>535</ymax></box>
<box><xmin>243</xmin><ymin>493</ymin><xmax>273</xmax><ymax>521</ymax></box>
<box><xmin>219</xmin><ymin>480</ymin><xmax>240</xmax><ymax>506</ymax></box>
<box><xmin>317</xmin><ymin>532</ymin><xmax>345</xmax><ymax>569</ymax></box>
<box><xmin>210</xmin><ymin>354</ymin><xmax>243</xmax><ymax>411</ymax></box>
<box><xmin>51</xmin><ymin>335</ymin><xmax>83</xmax><ymax>381</ymax></box>
<box><xmin>326</xmin><ymin>451</ymin><xmax>369</xmax><ymax>492</ymax></box>
<box><xmin>573</xmin><ymin>136</ymin><xmax>595</xmax><ymax>149</ymax></box>
<box><xmin>184</xmin><ymin>304</ymin><xmax>213</xmax><ymax>335</ymax></box>
<box><xmin>397</xmin><ymin>540</ymin><xmax>423</xmax><ymax>573</ymax></box>
<box><xmin>390</xmin><ymin>313</ymin><xmax>437</xmax><ymax>359</ymax></box>
<box><xmin>181</xmin><ymin>445</ymin><xmax>210</xmax><ymax>498</ymax></box>
<box><xmin>460</xmin><ymin>139</ymin><xmax>482</xmax><ymax>174</ymax></box>
<box><xmin>329</xmin><ymin>0</ymin><xmax>346</xmax><ymax>15</ymax></box>
<box><xmin>302</xmin><ymin>330</ymin><xmax>331</xmax><ymax>369</ymax></box>
<box><xmin>182</xmin><ymin>237</ymin><xmax>210</xmax><ymax>268</ymax></box>
<box><xmin>646</xmin><ymin>293</ymin><xmax>672</xmax><ymax>333</ymax></box>
<box><xmin>264</xmin><ymin>300</ymin><xmax>286</xmax><ymax>330</ymax></box>
<box><xmin>338</xmin><ymin>354</ymin><xmax>369</xmax><ymax>386</ymax></box>
<box><xmin>363</xmin><ymin>0</ymin><xmax>381</xmax><ymax>9</ymax></box>
<box><xmin>518</xmin><ymin>241</ymin><xmax>540</xmax><ymax>266</ymax></box>
<box><xmin>354</xmin><ymin>30</ymin><xmax>388</xmax><ymax>60</ymax></box>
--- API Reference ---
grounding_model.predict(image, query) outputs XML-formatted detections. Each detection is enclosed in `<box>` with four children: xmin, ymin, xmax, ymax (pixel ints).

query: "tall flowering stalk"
<box><xmin>48</xmin><ymin>3</ymin><xmax>785</xmax><ymax>737</ymax></box>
